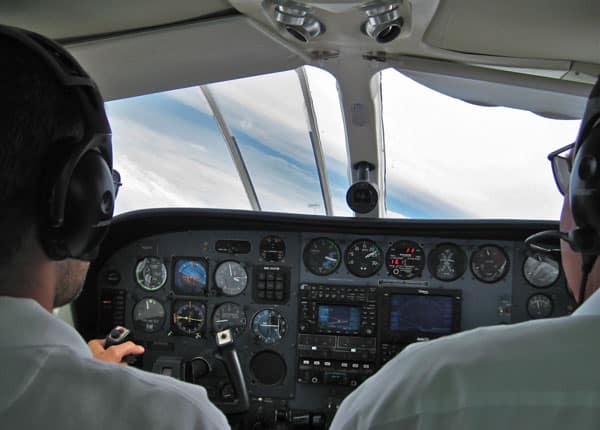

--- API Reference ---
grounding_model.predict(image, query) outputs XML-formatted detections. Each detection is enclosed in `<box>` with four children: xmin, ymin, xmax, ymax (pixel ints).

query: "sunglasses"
<box><xmin>548</xmin><ymin>142</ymin><xmax>574</xmax><ymax>196</ymax></box>
<box><xmin>112</xmin><ymin>169</ymin><xmax>122</xmax><ymax>199</ymax></box>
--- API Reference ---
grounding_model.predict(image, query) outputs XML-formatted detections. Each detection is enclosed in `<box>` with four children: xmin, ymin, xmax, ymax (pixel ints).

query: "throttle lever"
<box><xmin>215</xmin><ymin>329</ymin><xmax>250</xmax><ymax>414</ymax></box>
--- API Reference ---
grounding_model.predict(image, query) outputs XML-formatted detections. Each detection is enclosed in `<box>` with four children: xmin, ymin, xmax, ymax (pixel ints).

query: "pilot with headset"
<box><xmin>331</xmin><ymin>81</ymin><xmax>600</xmax><ymax>429</ymax></box>
<box><xmin>0</xmin><ymin>26</ymin><xmax>230</xmax><ymax>428</ymax></box>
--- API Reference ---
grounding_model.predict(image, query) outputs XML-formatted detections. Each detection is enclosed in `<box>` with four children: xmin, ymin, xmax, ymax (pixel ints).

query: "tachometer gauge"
<box><xmin>471</xmin><ymin>245</ymin><xmax>509</xmax><ymax>283</ymax></box>
<box><xmin>527</xmin><ymin>294</ymin><xmax>553</xmax><ymax>319</ymax></box>
<box><xmin>523</xmin><ymin>253</ymin><xmax>560</xmax><ymax>288</ymax></box>
<box><xmin>173</xmin><ymin>258</ymin><xmax>207</xmax><ymax>295</ymax></box>
<box><xmin>303</xmin><ymin>237</ymin><xmax>341</xmax><ymax>276</ymax></box>
<box><xmin>213</xmin><ymin>303</ymin><xmax>247</xmax><ymax>337</ymax></box>
<box><xmin>260</xmin><ymin>235</ymin><xmax>286</xmax><ymax>262</ymax></box>
<box><xmin>344</xmin><ymin>239</ymin><xmax>383</xmax><ymax>277</ymax></box>
<box><xmin>252</xmin><ymin>309</ymin><xmax>287</xmax><ymax>344</ymax></box>
<box><xmin>214</xmin><ymin>261</ymin><xmax>248</xmax><ymax>296</ymax></box>
<box><xmin>385</xmin><ymin>240</ymin><xmax>425</xmax><ymax>279</ymax></box>
<box><xmin>133</xmin><ymin>298</ymin><xmax>165</xmax><ymax>333</ymax></box>
<box><xmin>428</xmin><ymin>243</ymin><xmax>467</xmax><ymax>282</ymax></box>
<box><xmin>173</xmin><ymin>301</ymin><xmax>206</xmax><ymax>336</ymax></box>
<box><xmin>135</xmin><ymin>257</ymin><xmax>167</xmax><ymax>291</ymax></box>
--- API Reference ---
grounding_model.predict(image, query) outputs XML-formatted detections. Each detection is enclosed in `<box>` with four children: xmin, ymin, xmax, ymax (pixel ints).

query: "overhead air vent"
<box><xmin>273</xmin><ymin>1</ymin><xmax>325</xmax><ymax>42</ymax></box>
<box><xmin>362</xmin><ymin>1</ymin><xmax>404</xmax><ymax>44</ymax></box>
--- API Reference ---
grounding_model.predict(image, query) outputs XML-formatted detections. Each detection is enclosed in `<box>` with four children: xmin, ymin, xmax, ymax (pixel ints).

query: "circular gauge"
<box><xmin>471</xmin><ymin>245</ymin><xmax>510</xmax><ymax>283</ymax></box>
<box><xmin>133</xmin><ymin>298</ymin><xmax>166</xmax><ymax>333</ymax></box>
<box><xmin>344</xmin><ymin>239</ymin><xmax>383</xmax><ymax>277</ymax></box>
<box><xmin>135</xmin><ymin>257</ymin><xmax>167</xmax><ymax>291</ymax></box>
<box><xmin>385</xmin><ymin>240</ymin><xmax>426</xmax><ymax>279</ymax></box>
<box><xmin>523</xmin><ymin>254</ymin><xmax>560</xmax><ymax>288</ymax></box>
<box><xmin>428</xmin><ymin>243</ymin><xmax>467</xmax><ymax>282</ymax></box>
<box><xmin>252</xmin><ymin>309</ymin><xmax>287</xmax><ymax>344</ymax></box>
<box><xmin>173</xmin><ymin>301</ymin><xmax>206</xmax><ymax>336</ymax></box>
<box><xmin>303</xmin><ymin>237</ymin><xmax>341</xmax><ymax>276</ymax></box>
<box><xmin>214</xmin><ymin>261</ymin><xmax>248</xmax><ymax>296</ymax></box>
<box><xmin>173</xmin><ymin>259</ymin><xmax>207</xmax><ymax>295</ymax></box>
<box><xmin>527</xmin><ymin>294</ymin><xmax>553</xmax><ymax>319</ymax></box>
<box><xmin>260</xmin><ymin>236</ymin><xmax>286</xmax><ymax>262</ymax></box>
<box><xmin>212</xmin><ymin>303</ymin><xmax>247</xmax><ymax>337</ymax></box>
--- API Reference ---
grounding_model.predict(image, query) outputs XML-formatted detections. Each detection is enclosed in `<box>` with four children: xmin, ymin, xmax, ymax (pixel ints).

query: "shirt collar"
<box><xmin>573</xmin><ymin>288</ymin><xmax>600</xmax><ymax>316</ymax></box>
<box><xmin>0</xmin><ymin>296</ymin><xmax>91</xmax><ymax>356</ymax></box>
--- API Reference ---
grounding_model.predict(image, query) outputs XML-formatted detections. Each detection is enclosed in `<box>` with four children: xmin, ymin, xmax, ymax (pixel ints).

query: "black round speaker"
<box><xmin>250</xmin><ymin>350</ymin><xmax>286</xmax><ymax>385</ymax></box>
<box><xmin>346</xmin><ymin>181</ymin><xmax>378</xmax><ymax>214</ymax></box>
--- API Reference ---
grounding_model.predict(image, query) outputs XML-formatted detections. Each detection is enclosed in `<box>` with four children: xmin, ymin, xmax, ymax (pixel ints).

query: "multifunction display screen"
<box><xmin>318</xmin><ymin>305</ymin><xmax>361</xmax><ymax>332</ymax></box>
<box><xmin>389</xmin><ymin>294</ymin><xmax>454</xmax><ymax>334</ymax></box>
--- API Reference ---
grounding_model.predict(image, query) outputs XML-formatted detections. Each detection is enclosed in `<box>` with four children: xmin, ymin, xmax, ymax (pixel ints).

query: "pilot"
<box><xmin>0</xmin><ymin>26</ymin><xmax>230</xmax><ymax>429</ymax></box>
<box><xmin>331</xmin><ymin>81</ymin><xmax>600</xmax><ymax>429</ymax></box>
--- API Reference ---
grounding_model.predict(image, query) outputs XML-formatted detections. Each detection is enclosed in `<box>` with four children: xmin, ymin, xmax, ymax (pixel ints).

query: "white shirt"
<box><xmin>0</xmin><ymin>297</ymin><xmax>230</xmax><ymax>429</ymax></box>
<box><xmin>331</xmin><ymin>290</ymin><xmax>600</xmax><ymax>430</ymax></box>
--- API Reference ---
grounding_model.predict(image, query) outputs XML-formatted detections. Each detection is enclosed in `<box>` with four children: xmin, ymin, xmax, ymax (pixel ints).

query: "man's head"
<box><xmin>557</xmin><ymin>77</ymin><xmax>600</xmax><ymax>303</ymax></box>
<box><xmin>0</xmin><ymin>26</ymin><xmax>116</xmax><ymax>309</ymax></box>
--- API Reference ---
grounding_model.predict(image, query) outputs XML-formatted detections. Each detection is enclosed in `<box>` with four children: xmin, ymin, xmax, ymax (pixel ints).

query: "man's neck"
<box><xmin>0</xmin><ymin>257</ymin><xmax>57</xmax><ymax>312</ymax></box>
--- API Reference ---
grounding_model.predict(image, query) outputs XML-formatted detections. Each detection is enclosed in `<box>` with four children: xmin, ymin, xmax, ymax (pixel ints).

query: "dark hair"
<box><xmin>0</xmin><ymin>37</ymin><xmax>84</xmax><ymax>267</ymax></box>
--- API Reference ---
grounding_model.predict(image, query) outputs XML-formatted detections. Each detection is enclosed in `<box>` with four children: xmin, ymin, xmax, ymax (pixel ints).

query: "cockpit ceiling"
<box><xmin>2</xmin><ymin>0</ymin><xmax>598</xmax><ymax>118</ymax></box>
<box><xmin>0</xmin><ymin>0</ymin><xmax>234</xmax><ymax>40</ymax></box>
<box><xmin>424</xmin><ymin>0</ymin><xmax>600</xmax><ymax>64</ymax></box>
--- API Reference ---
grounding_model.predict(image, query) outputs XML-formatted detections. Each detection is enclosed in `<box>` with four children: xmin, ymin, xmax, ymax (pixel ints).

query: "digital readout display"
<box><xmin>390</xmin><ymin>295</ymin><xmax>454</xmax><ymax>334</ymax></box>
<box><xmin>318</xmin><ymin>305</ymin><xmax>361</xmax><ymax>332</ymax></box>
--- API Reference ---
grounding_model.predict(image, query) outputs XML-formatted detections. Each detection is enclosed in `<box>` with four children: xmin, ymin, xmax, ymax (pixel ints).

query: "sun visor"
<box><xmin>65</xmin><ymin>16</ymin><xmax>306</xmax><ymax>101</ymax></box>
<box><xmin>424</xmin><ymin>0</ymin><xmax>600</xmax><ymax>64</ymax></box>
<box><xmin>390</xmin><ymin>57</ymin><xmax>591</xmax><ymax>119</ymax></box>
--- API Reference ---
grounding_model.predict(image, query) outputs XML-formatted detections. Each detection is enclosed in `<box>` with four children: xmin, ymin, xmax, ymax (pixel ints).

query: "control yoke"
<box><xmin>215</xmin><ymin>329</ymin><xmax>250</xmax><ymax>414</ymax></box>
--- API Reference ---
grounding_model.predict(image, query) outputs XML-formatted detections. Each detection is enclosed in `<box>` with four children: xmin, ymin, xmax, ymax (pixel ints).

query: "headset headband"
<box><xmin>1</xmin><ymin>24</ymin><xmax>116</xmax><ymax>261</ymax></box>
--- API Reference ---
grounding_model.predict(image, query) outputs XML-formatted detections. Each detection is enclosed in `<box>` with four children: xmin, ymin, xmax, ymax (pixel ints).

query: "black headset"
<box><xmin>0</xmin><ymin>25</ymin><xmax>120</xmax><ymax>261</ymax></box>
<box><xmin>568</xmin><ymin>78</ymin><xmax>600</xmax><ymax>254</ymax></box>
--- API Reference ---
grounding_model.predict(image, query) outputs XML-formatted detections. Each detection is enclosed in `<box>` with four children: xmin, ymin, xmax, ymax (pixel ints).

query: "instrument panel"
<box><xmin>77</xmin><ymin>210</ymin><xmax>573</xmax><ymax>429</ymax></box>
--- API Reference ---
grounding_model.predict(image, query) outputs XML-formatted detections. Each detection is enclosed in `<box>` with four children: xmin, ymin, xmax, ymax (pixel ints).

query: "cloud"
<box><xmin>108</xmin><ymin>115</ymin><xmax>251</xmax><ymax>214</ymax></box>
<box><xmin>381</xmin><ymin>69</ymin><xmax>580</xmax><ymax>219</ymax></box>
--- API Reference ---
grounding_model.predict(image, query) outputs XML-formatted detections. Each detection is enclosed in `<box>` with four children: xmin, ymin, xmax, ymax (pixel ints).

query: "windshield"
<box><xmin>106</xmin><ymin>66</ymin><xmax>580</xmax><ymax>219</ymax></box>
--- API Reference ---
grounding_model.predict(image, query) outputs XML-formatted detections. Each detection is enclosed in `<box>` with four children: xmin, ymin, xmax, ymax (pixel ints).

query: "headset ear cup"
<box><xmin>570</xmin><ymin>126</ymin><xmax>600</xmax><ymax>244</ymax></box>
<box><xmin>62</xmin><ymin>151</ymin><xmax>114</xmax><ymax>259</ymax></box>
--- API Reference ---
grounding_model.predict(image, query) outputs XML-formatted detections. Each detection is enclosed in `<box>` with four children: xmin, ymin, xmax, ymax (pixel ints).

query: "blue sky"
<box><xmin>105</xmin><ymin>67</ymin><xmax>580</xmax><ymax>220</ymax></box>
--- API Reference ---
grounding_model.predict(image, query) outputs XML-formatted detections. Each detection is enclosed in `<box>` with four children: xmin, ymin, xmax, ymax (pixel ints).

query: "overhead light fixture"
<box><xmin>273</xmin><ymin>2</ymin><xmax>325</xmax><ymax>43</ymax></box>
<box><xmin>362</xmin><ymin>2</ymin><xmax>404</xmax><ymax>44</ymax></box>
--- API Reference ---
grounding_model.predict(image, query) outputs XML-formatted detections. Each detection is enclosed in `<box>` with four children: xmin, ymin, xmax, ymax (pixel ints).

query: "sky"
<box><xmin>105</xmin><ymin>66</ymin><xmax>581</xmax><ymax>220</ymax></box>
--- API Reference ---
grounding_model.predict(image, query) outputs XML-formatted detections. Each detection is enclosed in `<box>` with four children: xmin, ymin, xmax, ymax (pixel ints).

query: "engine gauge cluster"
<box><xmin>301</xmin><ymin>237</ymin><xmax>515</xmax><ymax>284</ymax></box>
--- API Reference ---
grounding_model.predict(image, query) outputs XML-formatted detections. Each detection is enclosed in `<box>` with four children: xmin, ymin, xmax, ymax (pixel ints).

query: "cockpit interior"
<box><xmin>4</xmin><ymin>0</ymin><xmax>599</xmax><ymax>428</ymax></box>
